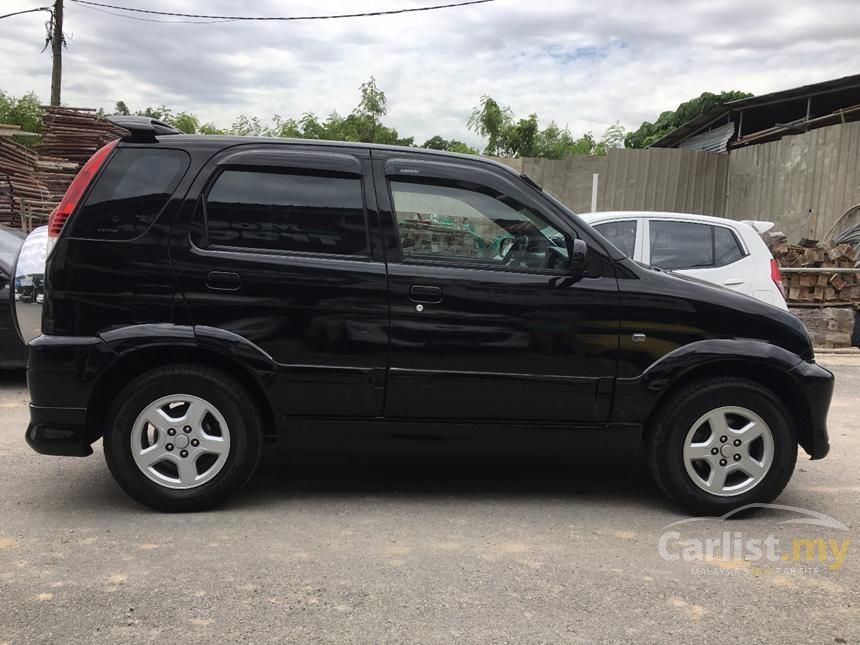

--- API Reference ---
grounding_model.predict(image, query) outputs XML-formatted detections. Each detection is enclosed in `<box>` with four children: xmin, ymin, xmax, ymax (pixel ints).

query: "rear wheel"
<box><xmin>104</xmin><ymin>365</ymin><xmax>263</xmax><ymax>512</ymax></box>
<box><xmin>647</xmin><ymin>378</ymin><xmax>797</xmax><ymax>515</ymax></box>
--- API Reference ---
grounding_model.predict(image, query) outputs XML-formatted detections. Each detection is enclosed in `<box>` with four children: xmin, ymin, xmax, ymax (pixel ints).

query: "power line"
<box><xmin>67</xmin><ymin>0</ymin><xmax>497</xmax><ymax>22</ymax></box>
<box><xmin>0</xmin><ymin>7</ymin><xmax>52</xmax><ymax>21</ymax></box>
<box><xmin>74</xmin><ymin>3</ymin><xmax>238</xmax><ymax>23</ymax></box>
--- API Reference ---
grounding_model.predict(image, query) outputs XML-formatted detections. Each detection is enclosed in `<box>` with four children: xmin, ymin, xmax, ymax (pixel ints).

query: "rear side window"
<box><xmin>714</xmin><ymin>226</ymin><xmax>744</xmax><ymax>265</ymax></box>
<box><xmin>69</xmin><ymin>148</ymin><xmax>189</xmax><ymax>240</ymax></box>
<box><xmin>204</xmin><ymin>170</ymin><xmax>368</xmax><ymax>256</ymax></box>
<box><xmin>649</xmin><ymin>220</ymin><xmax>746</xmax><ymax>270</ymax></box>
<box><xmin>593</xmin><ymin>220</ymin><xmax>636</xmax><ymax>257</ymax></box>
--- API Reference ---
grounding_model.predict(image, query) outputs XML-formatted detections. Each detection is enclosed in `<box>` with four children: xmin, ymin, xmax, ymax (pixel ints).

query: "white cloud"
<box><xmin>1</xmin><ymin>0</ymin><xmax>859</xmax><ymax>147</ymax></box>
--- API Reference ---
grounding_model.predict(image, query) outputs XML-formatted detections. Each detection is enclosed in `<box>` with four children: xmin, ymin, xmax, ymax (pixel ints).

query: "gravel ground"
<box><xmin>0</xmin><ymin>359</ymin><xmax>858</xmax><ymax>644</ymax></box>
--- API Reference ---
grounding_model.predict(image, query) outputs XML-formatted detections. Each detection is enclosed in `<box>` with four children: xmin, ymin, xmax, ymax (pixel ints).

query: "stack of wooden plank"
<box><xmin>765</xmin><ymin>232</ymin><xmax>859</xmax><ymax>304</ymax></box>
<box><xmin>0</xmin><ymin>137</ymin><xmax>50</xmax><ymax>227</ymax></box>
<box><xmin>36</xmin><ymin>107</ymin><xmax>126</xmax><ymax>164</ymax></box>
<box><xmin>0</xmin><ymin>108</ymin><xmax>125</xmax><ymax>230</ymax></box>
<box><xmin>791</xmin><ymin>307</ymin><xmax>856</xmax><ymax>349</ymax></box>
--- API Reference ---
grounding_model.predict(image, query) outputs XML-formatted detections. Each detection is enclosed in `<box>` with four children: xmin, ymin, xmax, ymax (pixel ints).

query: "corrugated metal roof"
<box><xmin>677</xmin><ymin>121</ymin><xmax>735</xmax><ymax>152</ymax></box>
<box><xmin>650</xmin><ymin>73</ymin><xmax>860</xmax><ymax>148</ymax></box>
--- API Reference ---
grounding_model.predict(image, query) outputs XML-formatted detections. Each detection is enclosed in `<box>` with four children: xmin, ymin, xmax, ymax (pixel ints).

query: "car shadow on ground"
<box><xmin>228</xmin><ymin>448</ymin><xmax>667</xmax><ymax>511</ymax></box>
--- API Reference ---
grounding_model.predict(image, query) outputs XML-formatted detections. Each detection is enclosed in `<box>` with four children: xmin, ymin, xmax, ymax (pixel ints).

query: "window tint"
<box><xmin>205</xmin><ymin>170</ymin><xmax>367</xmax><ymax>256</ymax></box>
<box><xmin>649</xmin><ymin>221</ymin><xmax>713</xmax><ymax>270</ymax></box>
<box><xmin>714</xmin><ymin>226</ymin><xmax>744</xmax><ymax>266</ymax></box>
<box><xmin>593</xmin><ymin>220</ymin><xmax>636</xmax><ymax>257</ymax></box>
<box><xmin>389</xmin><ymin>180</ymin><xmax>567</xmax><ymax>271</ymax></box>
<box><xmin>70</xmin><ymin>148</ymin><xmax>189</xmax><ymax>240</ymax></box>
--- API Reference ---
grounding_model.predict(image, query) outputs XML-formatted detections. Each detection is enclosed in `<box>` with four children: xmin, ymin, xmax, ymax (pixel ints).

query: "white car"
<box><xmin>581</xmin><ymin>211</ymin><xmax>788</xmax><ymax>309</ymax></box>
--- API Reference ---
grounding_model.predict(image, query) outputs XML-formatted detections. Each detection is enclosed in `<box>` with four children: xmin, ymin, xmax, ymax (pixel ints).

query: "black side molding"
<box><xmin>106</xmin><ymin>115</ymin><xmax>181</xmax><ymax>142</ymax></box>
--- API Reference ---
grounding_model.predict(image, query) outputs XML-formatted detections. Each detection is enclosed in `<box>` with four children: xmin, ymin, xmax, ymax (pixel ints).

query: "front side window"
<box><xmin>593</xmin><ymin>220</ymin><xmax>636</xmax><ymax>257</ymax></box>
<box><xmin>389</xmin><ymin>179</ymin><xmax>568</xmax><ymax>271</ymax></box>
<box><xmin>205</xmin><ymin>170</ymin><xmax>368</xmax><ymax>256</ymax></box>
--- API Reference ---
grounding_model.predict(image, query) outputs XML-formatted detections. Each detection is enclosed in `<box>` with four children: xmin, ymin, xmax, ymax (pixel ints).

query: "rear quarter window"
<box><xmin>68</xmin><ymin>148</ymin><xmax>190</xmax><ymax>240</ymax></box>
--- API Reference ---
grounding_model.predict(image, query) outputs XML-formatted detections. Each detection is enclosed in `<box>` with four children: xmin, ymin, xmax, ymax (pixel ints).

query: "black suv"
<box><xmin>14</xmin><ymin>118</ymin><xmax>834</xmax><ymax>513</ymax></box>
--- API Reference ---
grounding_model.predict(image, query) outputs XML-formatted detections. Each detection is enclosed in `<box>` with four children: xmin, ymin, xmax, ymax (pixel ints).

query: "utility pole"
<box><xmin>50</xmin><ymin>0</ymin><xmax>64</xmax><ymax>106</ymax></box>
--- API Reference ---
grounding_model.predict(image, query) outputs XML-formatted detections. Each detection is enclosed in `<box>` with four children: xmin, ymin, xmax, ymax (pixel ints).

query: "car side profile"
<box><xmin>15</xmin><ymin>118</ymin><xmax>833</xmax><ymax>514</ymax></box>
<box><xmin>581</xmin><ymin>211</ymin><xmax>788</xmax><ymax>309</ymax></box>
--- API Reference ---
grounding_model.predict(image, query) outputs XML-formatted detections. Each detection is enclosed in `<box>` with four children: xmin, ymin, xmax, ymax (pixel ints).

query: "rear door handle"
<box><xmin>409</xmin><ymin>285</ymin><xmax>443</xmax><ymax>303</ymax></box>
<box><xmin>206</xmin><ymin>271</ymin><xmax>241</xmax><ymax>291</ymax></box>
<box><xmin>723</xmin><ymin>278</ymin><xmax>744</xmax><ymax>286</ymax></box>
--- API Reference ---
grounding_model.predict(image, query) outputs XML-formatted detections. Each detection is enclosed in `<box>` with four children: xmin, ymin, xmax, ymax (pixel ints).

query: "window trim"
<box><xmin>385</xmin><ymin>175</ymin><xmax>572</xmax><ymax>276</ymax></box>
<box><xmin>199</xmin><ymin>165</ymin><xmax>372</xmax><ymax>261</ymax></box>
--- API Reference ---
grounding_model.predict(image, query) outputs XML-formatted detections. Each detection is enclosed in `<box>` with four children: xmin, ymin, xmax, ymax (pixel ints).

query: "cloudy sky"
<box><xmin>2</xmin><ymin>0</ymin><xmax>859</xmax><ymax>147</ymax></box>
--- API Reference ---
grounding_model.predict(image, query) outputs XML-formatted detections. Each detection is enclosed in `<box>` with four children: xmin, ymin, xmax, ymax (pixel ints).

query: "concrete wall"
<box><xmin>494</xmin><ymin>121</ymin><xmax>860</xmax><ymax>242</ymax></box>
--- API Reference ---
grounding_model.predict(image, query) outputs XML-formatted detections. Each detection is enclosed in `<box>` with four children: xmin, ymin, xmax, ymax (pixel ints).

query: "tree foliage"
<box><xmin>421</xmin><ymin>135</ymin><xmax>478</xmax><ymax>155</ymax></box>
<box><xmin>467</xmin><ymin>96</ymin><xmax>624</xmax><ymax>158</ymax></box>
<box><xmin>624</xmin><ymin>90</ymin><xmax>753</xmax><ymax>148</ymax></box>
<box><xmin>5</xmin><ymin>78</ymin><xmax>628</xmax><ymax>160</ymax></box>
<box><xmin>0</xmin><ymin>90</ymin><xmax>43</xmax><ymax>134</ymax></box>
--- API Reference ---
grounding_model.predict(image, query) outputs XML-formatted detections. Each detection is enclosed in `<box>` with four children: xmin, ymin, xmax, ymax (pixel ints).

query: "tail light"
<box><xmin>47</xmin><ymin>139</ymin><xmax>118</xmax><ymax>239</ymax></box>
<box><xmin>770</xmin><ymin>258</ymin><xmax>786</xmax><ymax>298</ymax></box>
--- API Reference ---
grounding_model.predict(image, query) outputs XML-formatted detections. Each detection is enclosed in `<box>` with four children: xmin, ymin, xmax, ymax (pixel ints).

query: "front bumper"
<box><xmin>789</xmin><ymin>359</ymin><xmax>834</xmax><ymax>459</ymax></box>
<box><xmin>26</xmin><ymin>404</ymin><xmax>91</xmax><ymax>456</ymax></box>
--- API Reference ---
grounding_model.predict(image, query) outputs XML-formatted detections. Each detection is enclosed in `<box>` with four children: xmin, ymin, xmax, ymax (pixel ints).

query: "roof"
<box><xmin>650</xmin><ymin>73</ymin><xmax>860</xmax><ymax>149</ymax></box>
<box><xmin>140</xmin><ymin>132</ymin><xmax>524</xmax><ymax>178</ymax></box>
<box><xmin>581</xmin><ymin>211</ymin><xmax>772</xmax><ymax>234</ymax></box>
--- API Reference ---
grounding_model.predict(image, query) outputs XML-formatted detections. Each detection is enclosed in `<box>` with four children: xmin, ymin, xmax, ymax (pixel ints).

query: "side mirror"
<box><xmin>568</xmin><ymin>238</ymin><xmax>588</xmax><ymax>274</ymax></box>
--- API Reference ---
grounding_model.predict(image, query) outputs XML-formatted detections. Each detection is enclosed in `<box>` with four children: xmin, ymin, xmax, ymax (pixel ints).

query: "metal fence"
<box><xmin>496</xmin><ymin>121</ymin><xmax>860</xmax><ymax>242</ymax></box>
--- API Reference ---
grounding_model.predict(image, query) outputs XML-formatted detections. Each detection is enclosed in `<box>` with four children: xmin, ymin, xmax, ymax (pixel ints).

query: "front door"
<box><xmin>372</xmin><ymin>153</ymin><xmax>620</xmax><ymax>423</ymax></box>
<box><xmin>172</xmin><ymin>145</ymin><xmax>389</xmax><ymax>418</ymax></box>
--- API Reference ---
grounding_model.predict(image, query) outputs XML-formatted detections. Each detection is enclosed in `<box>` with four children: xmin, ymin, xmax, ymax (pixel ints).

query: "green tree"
<box><xmin>421</xmin><ymin>135</ymin><xmax>478</xmax><ymax>155</ymax></box>
<box><xmin>113</xmin><ymin>101</ymin><xmax>130</xmax><ymax>116</ymax></box>
<box><xmin>171</xmin><ymin>112</ymin><xmax>199</xmax><ymax>134</ymax></box>
<box><xmin>0</xmin><ymin>90</ymin><xmax>43</xmax><ymax>133</ymax></box>
<box><xmin>625</xmin><ymin>90</ymin><xmax>752</xmax><ymax>148</ymax></box>
<box><xmin>467</xmin><ymin>95</ymin><xmax>623</xmax><ymax>159</ymax></box>
<box><xmin>198</xmin><ymin>122</ymin><xmax>227</xmax><ymax>135</ymax></box>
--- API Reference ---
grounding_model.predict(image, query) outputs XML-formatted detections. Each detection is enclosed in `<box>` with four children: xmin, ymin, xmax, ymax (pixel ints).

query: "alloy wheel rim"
<box><xmin>682</xmin><ymin>406</ymin><xmax>774</xmax><ymax>497</ymax></box>
<box><xmin>130</xmin><ymin>394</ymin><xmax>231</xmax><ymax>490</ymax></box>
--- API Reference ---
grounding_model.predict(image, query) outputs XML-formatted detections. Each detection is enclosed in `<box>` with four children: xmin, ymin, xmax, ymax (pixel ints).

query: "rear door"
<box><xmin>171</xmin><ymin>145</ymin><xmax>389</xmax><ymax>417</ymax></box>
<box><xmin>372</xmin><ymin>153</ymin><xmax>620</xmax><ymax>423</ymax></box>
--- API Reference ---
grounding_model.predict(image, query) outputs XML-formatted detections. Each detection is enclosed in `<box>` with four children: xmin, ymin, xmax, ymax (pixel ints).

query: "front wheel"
<box><xmin>647</xmin><ymin>378</ymin><xmax>797</xmax><ymax>516</ymax></box>
<box><xmin>104</xmin><ymin>365</ymin><xmax>264</xmax><ymax>512</ymax></box>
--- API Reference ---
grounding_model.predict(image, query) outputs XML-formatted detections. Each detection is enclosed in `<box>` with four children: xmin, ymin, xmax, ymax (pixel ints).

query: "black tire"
<box><xmin>647</xmin><ymin>377</ymin><xmax>797</xmax><ymax>516</ymax></box>
<box><xmin>104</xmin><ymin>364</ymin><xmax>264</xmax><ymax>512</ymax></box>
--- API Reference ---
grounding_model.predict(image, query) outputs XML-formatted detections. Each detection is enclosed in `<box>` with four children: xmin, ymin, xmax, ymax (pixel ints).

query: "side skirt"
<box><xmin>277</xmin><ymin>418</ymin><xmax>643</xmax><ymax>458</ymax></box>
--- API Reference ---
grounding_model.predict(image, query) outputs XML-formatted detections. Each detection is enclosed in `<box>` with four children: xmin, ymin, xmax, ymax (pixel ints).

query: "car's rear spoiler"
<box><xmin>106</xmin><ymin>115</ymin><xmax>181</xmax><ymax>143</ymax></box>
<box><xmin>740</xmin><ymin>220</ymin><xmax>775</xmax><ymax>235</ymax></box>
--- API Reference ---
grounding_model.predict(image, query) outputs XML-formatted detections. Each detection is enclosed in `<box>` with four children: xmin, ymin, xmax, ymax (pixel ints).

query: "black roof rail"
<box><xmin>106</xmin><ymin>115</ymin><xmax>181</xmax><ymax>142</ymax></box>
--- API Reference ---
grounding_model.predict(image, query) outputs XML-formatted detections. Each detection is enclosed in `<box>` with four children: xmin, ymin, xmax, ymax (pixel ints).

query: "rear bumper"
<box><xmin>789</xmin><ymin>360</ymin><xmax>834</xmax><ymax>459</ymax></box>
<box><xmin>26</xmin><ymin>404</ymin><xmax>91</xmax><ymax>456</ymax></box>
<box><xmin>25</xmin><ymin>334</ymin><xmax>113</xmax><ymax>457</ymax></box>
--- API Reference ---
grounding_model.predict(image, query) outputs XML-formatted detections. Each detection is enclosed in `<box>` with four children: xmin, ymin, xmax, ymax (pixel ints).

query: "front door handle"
<box><xmin>206</xmin><ymin>271</ymin><xmax>241</xmax><ymax>291</ymax></box>
<box><xmin>409</xmin><ymin>285</ymin><xmax>443</xmax><ymax>303</ymax></box>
